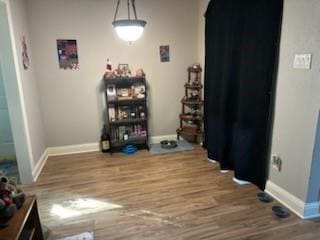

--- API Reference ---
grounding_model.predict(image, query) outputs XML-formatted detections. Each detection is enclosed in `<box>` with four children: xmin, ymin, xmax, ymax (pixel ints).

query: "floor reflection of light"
<box><xmin>50</xmin><ymin>198</ymin><xmax>123</xmax><ymax>219</ymax></box>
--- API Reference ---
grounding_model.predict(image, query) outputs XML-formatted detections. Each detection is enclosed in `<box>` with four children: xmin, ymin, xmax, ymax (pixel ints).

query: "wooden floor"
<box><xmin>23</xmin><ymin>147</ymin><xmax>320</xmax><ymax>239</ymax></box>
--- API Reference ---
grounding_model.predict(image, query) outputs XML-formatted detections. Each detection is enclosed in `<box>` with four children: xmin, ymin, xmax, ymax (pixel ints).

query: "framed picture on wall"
<box><xmin>21</xmin><ymin>35</ymin><xmax>30</xmax><ymax>70</ymax></box>
<box><xmin>160</xmin><ymin>45</ymin><xmax>170</xmax><ymax>62</ymax></box>
<box><xmin>57</xmin><ymin>39</ymin><xmax>79</xmax><ymax>70</ymax></box>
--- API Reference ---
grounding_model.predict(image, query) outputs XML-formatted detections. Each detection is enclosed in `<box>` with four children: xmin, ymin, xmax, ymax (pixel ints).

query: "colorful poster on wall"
<box><xmin>21</xmin><ymin>35</ymin><xmax>30</xmax><ymax>70</ymax></box>
<box><xmin>160</xmin><ymin>45</ymin><xmax>170</xmax><ymax>62</ymax></box>
<box><xmin>56</xmin><ymin>39</ymin><xmax>79</xmax><ymax>70</ymax></box>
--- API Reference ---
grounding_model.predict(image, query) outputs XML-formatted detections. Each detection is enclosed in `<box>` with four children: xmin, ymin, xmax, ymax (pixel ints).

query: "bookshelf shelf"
<box><xmin>181</xmin><ymin>100</ymin><xmax>204</xmax><ymax>105</ymax></box>
<box><xmin>179</xmin><ymin>114</ymin><xmax>203</xmax><ymax>121</ymax></box>
<box><xmin>108</xmin><ymin>98</ymin><xmax>145</xmax><ymax>105</ymax></box>
<box><xmin>109</xmin><ymin>118</ymin><xmax>147</xmax><ymax>125</ymax></box>
<box><xmin>184</xmin><ymin>84</ymin><xmax>203</xmax><ymax>90</ymax></box>
<box><xmin>111</xmin><ymin>136</ymin><xmax>147</xmax><ymax>147</ymax></box>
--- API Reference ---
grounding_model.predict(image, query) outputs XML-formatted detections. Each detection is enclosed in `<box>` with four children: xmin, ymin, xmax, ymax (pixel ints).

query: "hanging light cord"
<box><xmin>113</xmin><ymin>0</ymin><xmax>139</xmax><ymax>21</ymax></box>
<box><xmin>131</xmin><ymin>0</ymin><xmax>138</xmax><ymax>20</ymax></box>
<box><xmin>127</xmin><ymin>0</ymin><xmax>131</xmax><ymax>20</ymax></box>
<box><xmin>113</xmin><ymin>0</ymin><xmax>120</xmax><ymax>22</ymax></box>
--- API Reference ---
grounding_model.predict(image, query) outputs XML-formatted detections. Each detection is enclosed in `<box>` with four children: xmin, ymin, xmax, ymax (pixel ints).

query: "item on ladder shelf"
<box><xmin>177</xmin><ymin>64</ymin><xmax>204</xmax><ymax>143</ymax></box>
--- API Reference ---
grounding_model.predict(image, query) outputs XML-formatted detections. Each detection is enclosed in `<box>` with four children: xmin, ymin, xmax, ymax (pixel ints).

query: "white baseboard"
<box><xmin>32</xmin><ymin>143</ymin><xmax>99</xmax><ymax>181</ymax></box>
<box><xmin>46</xmin><ymin>143</ymin><xmax>100</xmax><ymax>157</ymax></box>
<box><xmin>32</xmin><ymin>148</ymin><xmax>49</xmax><ymax>181</ymax></box>
<box><xmin>265</xmin><ymin>180</ymin><xmax>320</xmax><ymax>219</ymax></box>
<box><xmin>46</xmin><ymin>135</ymin><xmax>178</xmax><ymax>157</ymax></box>
<box><xmin>149</xmin><ymin>134</ymin><xmax>177</xmax><ymax>144</ymax></box>
<box><xmin>32</xmin><ymin>135</ymin><xmax>177</xmax><ymax>181</ymax></box>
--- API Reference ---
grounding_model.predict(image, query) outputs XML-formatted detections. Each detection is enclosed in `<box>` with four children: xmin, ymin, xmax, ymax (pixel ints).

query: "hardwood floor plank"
<box><xmin>22</xmin><ymin>147</ymin><xmax>320</xmax><ymax>239</ymax></box>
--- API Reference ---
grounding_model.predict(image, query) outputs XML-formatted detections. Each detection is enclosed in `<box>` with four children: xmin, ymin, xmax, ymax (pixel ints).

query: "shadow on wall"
<box><xmin>306</xmin><ymin>110</ymin><xmax>320</xmax><ymax>204</ymax></box>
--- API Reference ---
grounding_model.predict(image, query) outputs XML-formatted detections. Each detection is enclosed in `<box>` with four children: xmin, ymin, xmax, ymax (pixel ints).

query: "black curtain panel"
<box><xmin>204</xmin><ymin>0</ymin><xmax>283</xmax><ymax>189</ymax></box>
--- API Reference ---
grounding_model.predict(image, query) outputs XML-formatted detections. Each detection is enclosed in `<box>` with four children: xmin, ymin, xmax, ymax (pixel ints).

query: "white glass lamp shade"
<box><xmin>115</xmin><ymin>25</ymin><xmax>144</xmax><ymax>42</ymax></box>
<box><xmin>113</xmin><ymin>19</ymin><xmax>146</xmax><ymax>42</ymax></box>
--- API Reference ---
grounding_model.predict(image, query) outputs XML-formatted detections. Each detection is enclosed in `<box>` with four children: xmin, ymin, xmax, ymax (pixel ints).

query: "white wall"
<box><xmin>26</xmin><ymin>0</ymin><xmax>199</xmax><ymax>147</ymax></box>
<box><xmin>306</xmin><ymin>111</ymin><xmax>320</xmax><ymax>203</ymax></box>
<box><xmin>7</xmin><ymin>0</ymin><xmax>46</xmax><ymax>171</ymax></box>
<box><xmin>268</xmin><ymin>0</ymin><xmax>320</xmax><ymax>203</ymax></box>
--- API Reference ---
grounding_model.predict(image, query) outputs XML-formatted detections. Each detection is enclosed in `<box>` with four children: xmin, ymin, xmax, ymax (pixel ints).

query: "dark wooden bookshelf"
<box><xmin>104</xmin><ymin>76</ymin><xmax>149</xmax><ymax>153</ymax></box>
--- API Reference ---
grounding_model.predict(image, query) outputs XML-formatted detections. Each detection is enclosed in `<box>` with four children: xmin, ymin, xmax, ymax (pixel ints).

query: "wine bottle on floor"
<box><xmin>101</xmin><ymin>124</ymin><xmax>111</xmax><ymax>153</ymax></box>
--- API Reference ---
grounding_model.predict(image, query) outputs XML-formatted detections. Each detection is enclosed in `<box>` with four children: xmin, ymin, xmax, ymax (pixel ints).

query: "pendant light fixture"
<box><xmin>112</xmin><ymin>0</ymin><xmax>147</xmax><ymax>42</ymax></box>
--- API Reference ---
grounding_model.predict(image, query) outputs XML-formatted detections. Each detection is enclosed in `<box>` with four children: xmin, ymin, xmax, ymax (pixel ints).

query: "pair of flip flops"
<box><xmin>257</xmin><ymin>192</ymin><xmax>289</xmax><ymax>218</ymax></box>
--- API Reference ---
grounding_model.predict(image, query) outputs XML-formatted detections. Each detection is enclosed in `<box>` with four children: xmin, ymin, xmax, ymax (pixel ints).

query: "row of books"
<box><xmin>108</xmin><ymin>105</ymin><xmax>146</xmax><ymax>122</ymax></box>
<box><xmin>111</xmin><ymin>124</ymin><xmax>147</xmax><ymax>141</ymax></box>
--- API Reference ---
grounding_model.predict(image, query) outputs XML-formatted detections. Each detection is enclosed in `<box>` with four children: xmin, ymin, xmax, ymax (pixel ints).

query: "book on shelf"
<box><xmin>106</xmin><ymin>84</ymin><xmax>117</xmax><ymax>101</ymax></box>
<box><xmin>111</xmin><ymin>128</ymin><xmax>117</xmax><ymax>140</ymax></box>
<box><xmin>118</xmin><ymin>126</ymin><xmax>126</xmax><ymax>140</ymax></box>
<box><xmin>108</xmin><ymin>104</ymin><xmax>116</xmax><ymax>122</ymax></box>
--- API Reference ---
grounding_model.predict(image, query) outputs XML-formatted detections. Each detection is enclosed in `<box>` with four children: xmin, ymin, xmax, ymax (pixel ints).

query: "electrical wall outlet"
<box><xmin>293</xmin><ymin>54</ymin><xmax>312</xmax><ymax>69</ymax></box>
<box><xmin>271</xmin><ymin>155</ymin><xmax>282</xmax><ymax>172</ymax></box>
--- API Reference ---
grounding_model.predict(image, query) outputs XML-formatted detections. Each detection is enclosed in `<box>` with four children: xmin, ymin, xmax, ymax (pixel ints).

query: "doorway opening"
<box><xmin>0</xmin><ymin>1</ymin><xmax>34</xmax><ymax>184</ymax></box>
<box><xmin>0</xmin><ymin>65</ymin><xmax>19</xmax><ymax>181</ymax></box>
